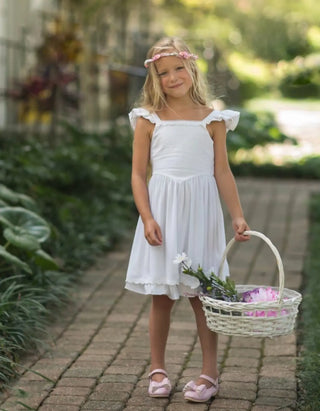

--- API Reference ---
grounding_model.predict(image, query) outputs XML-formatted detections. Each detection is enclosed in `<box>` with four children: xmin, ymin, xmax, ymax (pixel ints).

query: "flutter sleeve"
<box><xmin>203</xmin><ymin>109</ymin><xmax>240</xmax><ymax>132</ymax></box>
<box><xmin>128</xmin><ymin>107</ymin><xmax>158</xmax><ymax>130</ymax></box>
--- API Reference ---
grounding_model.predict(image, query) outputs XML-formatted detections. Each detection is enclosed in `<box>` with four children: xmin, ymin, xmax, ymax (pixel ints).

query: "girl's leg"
<box><xmin>149</xmin><ymin>295</ymin><xmax>175</xmax><ymax>382</ymax></box>
<box><xmin>189</xmin><ymin>296</ymin><xmax>219</xmax><ymax>386</ymax></box>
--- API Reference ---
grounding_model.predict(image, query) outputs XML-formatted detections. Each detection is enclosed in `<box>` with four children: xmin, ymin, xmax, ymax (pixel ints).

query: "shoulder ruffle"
<box><xmin>128</xmin><ymin>107</ymin><xmax>159</xmax><ymax>130</ymax></box>
<box><xmin>203</xmin><ymin>110</ymin><xmax>240</xmax><ymax>132</ymax></box>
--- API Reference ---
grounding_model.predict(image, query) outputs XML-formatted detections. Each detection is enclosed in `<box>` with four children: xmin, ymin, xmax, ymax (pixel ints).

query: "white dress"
<box><xmin>125</xmin><ymin>107</ymin><xmax>240</xmax><ymax>300</ymax></box>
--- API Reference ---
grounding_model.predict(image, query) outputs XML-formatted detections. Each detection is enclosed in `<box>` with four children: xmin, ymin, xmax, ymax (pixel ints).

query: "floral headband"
<box><xmin>144</xmin><ymin>51</ymin><xmax>198</xmax><ymax>68</ymax></box>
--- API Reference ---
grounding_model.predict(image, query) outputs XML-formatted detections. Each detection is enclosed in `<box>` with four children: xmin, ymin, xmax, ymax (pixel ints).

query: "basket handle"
<box><xmin>218</xmin><ymin>230</ymin><xmax>285</xmax><ymax>302</ymax></box>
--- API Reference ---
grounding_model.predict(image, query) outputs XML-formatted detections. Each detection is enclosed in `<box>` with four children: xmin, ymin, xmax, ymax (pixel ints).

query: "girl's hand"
<box><xmin>144</xmin><ymin>218</ymin><xmax>163</xmax><ymax>246</ymax></box>
<box><xmin>232</xmin><ymin>217</ymin><xmax>250</xmax><ymax>242</ymax></box>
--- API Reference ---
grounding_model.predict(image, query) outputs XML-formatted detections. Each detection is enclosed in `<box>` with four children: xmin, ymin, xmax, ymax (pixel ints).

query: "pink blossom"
<box><xmin>242</xmin><ymin>287</ymin><xmax>288</xmax><ymax>317</ymax></box>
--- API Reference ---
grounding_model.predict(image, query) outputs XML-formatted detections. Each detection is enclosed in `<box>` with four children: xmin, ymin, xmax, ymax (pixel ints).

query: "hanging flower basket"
<box><xmin>199</xmin><ymin>230</ymin><xmax>302</xmax><ymax>338</ymax></box>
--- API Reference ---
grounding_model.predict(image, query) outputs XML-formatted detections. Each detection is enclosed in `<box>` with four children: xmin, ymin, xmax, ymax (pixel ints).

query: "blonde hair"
<box><xmin>140</xmin><ymin>37</ymin><xmax>210</xmax><ymax>111</ymax></box>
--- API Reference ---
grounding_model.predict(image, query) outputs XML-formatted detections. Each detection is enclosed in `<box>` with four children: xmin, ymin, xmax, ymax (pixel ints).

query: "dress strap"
<box><xmin>128</xmin><ymin>107</ymin><xmax>160</xmax><ymax>130</ymax></box>
<box><xmin>202</xmin><ymin>109</ymin><xmax>240</xmax><ymax>132</ymax></box>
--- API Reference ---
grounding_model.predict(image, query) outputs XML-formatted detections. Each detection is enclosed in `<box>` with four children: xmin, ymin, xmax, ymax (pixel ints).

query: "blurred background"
<box><xmin>0</xmin><ymin>1</ymin><xmax>319</xmax><ymax>129</ymax></box>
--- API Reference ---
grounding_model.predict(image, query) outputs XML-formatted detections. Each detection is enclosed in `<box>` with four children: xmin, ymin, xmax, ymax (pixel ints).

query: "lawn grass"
<box><xmin>297</xmin><ymin>193</ymin><xmax>320</xmax><ymax>410</ymax></box>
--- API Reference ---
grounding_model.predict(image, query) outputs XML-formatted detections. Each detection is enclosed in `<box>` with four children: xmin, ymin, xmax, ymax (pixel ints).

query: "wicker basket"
<box><xmin>200</xmin><ymin>230</ymin><xmax>302</xmax><ymax>338</ymax></box>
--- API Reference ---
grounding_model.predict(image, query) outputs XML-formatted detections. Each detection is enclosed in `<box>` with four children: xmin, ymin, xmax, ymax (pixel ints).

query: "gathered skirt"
<box><xmin>125</xmin><ymin>173</ymin><xmax>229</xmax><ymax>300</ymax></box>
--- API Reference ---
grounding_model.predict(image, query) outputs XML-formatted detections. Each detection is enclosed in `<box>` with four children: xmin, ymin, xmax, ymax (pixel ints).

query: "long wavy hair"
<box><xmin>140</xmin><ymin>37</ymin><xmax>210</xmax><ymax>111</ymax></box>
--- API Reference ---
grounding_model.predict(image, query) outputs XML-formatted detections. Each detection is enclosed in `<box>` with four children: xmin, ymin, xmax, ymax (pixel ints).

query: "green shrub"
<box><xmin>230</xmin><ymin>155</ymin><xmax>320</xmax><ymax>180</ymax></box>
<box><xmin>228</xmin><ymin>108</ymin><xmax>296</xmax><ymax>159</ymax></box>
<box><xmin>297</xmin><ymin>194</ymin><xmax>320</xmax><ymax>410</ymax></box>
<box><xmin>278</xmin><ymin>53</ymin><xmax>320</xmax><ymax>98</ymax></box>
<box><xmin>0</xmin><ymin>120</ymin><xmax>135</xmax><ymax>384</ymax></box>
<box><xmin>0</xmin><ymin>120</ymin><xmax>134</xmax><ymax>271</ymax></box>
<box><xmin>0</xmin><ymin>185</ymin><xmax>69</xmax><ymax>384</ymax></box>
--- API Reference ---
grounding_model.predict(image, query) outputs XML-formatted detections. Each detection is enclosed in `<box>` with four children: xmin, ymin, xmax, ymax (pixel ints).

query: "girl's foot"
<box><xmin>148</xmin><ymin>369</ymin><xmax>172</xmax><ymax>398</ymax></box>
<box><xmin>183</xmin><ymin>374</ymin><xmax>219</xmax><ymax>402</ymax></box>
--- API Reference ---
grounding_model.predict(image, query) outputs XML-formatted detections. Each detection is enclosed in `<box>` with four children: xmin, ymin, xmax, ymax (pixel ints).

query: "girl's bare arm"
<box><xmin>131</xmin><ymin>117</ymin><xmax>162</xmax><ymax>246</ymax></box>
<box><xmin>210</xmin><ymin>121</ymin><xmax>250</xmax><ymax>241</ymax></box>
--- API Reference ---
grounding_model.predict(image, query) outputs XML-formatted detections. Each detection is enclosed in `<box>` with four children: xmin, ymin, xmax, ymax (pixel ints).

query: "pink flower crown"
<box><xmin>144</xmin><ymin>51</ymin><xmax>198</xmax><ymax>68</ymax></box>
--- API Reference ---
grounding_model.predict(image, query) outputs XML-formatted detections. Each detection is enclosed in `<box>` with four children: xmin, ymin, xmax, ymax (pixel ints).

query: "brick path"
<box><xmin>0</xmin><ymin>178</ymin><xmax>319</xmax><ymax>411</ymax></box>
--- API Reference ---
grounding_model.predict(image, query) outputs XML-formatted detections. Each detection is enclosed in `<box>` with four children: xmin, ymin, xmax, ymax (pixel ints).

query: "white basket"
<box><xmin>200</xmin><ymin>230</ymin><xmax>302</xmax><ymax>338</ymax></box>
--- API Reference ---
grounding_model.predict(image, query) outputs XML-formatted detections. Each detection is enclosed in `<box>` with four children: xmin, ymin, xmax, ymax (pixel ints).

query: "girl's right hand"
<box><xmin>144</xmin><ymin>218</ymin><xmax>163</xmax><ymax>246</ymax></box>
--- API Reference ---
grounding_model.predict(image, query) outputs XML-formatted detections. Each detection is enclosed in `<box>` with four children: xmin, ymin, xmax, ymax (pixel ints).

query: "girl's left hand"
<box><xmin>232</xmin><ymin>217</ymin><xmax>250</xmax><ymax>242</ymax></box>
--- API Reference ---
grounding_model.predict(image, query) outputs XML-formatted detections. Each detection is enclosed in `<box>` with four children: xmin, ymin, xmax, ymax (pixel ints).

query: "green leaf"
<box><xmin>0</xmin><ymin>245</ymin><xmax>32</xmax><ymax>273</ymax></box>
<box><xmin>33</xmin><ymin>249</ymin><xmax>59</xmax><ymax>270</ymax></box>
<box><xmin>0</xmin><ymin>184</ymin><xmax>19</xmax><ymax>204</ymax></box>
<box><xmin>17</xmin><ymin>194</ymin><xmax>38</xmax><ymax>211</ymax></box>
<box><xmin>0</xmin><ymin>207</ymin><xmax>50</xmax><ymax>242</ymax></box>
<box><xmin>0</xmin><ymin>198</ymin><xmax>8</xmax><ymax>207</ymax></box>
<box><xmin>3</xmin><ymin>227</ymin><xmax>40</xmax><ymax>252</ymax></box>
<box><xmin>0</xmin><ymin>215</ymin><xmax>14</xmax><ymax>229</ymax></box>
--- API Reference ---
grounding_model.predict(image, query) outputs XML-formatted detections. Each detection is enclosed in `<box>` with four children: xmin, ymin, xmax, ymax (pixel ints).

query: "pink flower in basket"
<box><xmin>242</xmin><ymin>287</ymin><xmax>288</xmax><ymax>317</ymax></box>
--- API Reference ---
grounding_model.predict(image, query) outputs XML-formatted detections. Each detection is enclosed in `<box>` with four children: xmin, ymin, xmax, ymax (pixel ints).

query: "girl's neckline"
<box><xmin>154</xmin><ymin>109</ymin><xmax>216</xmax><ymax>123</ymax></box>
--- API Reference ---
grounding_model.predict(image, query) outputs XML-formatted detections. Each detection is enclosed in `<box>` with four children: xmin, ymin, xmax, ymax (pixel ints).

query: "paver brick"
<box><xmin>228</xmin><ymin>347</ymin><xmax>261</xmax><ymax>358</ymax></box>
<box><xmin>209</xmin><ymin>398</ymin><xmax>252</xmax><ymax>409</ymax></box>
<box><xmin>251</xmin><ymin>406</ymin><xmax>286</xmax><ymax>411</ymax></box>
<box><xmin>99</xmin><ymin>374</ymin><xmax>138</xmax><ymax>384</ymax></box>
<box><xmin>255</xmin><ymin>395</ymin><xmax>296</xmax><ymax>407</ymax></box>
<box><xmin>50</xmin><ymin>386</ymin><xmax>92</xmax><ymax>396</ymax></box>
<box><xmin>258</xmin><ymin>388</ymin><xmax>296</xmax><ymax>399</ymax></box>
<box><xmin>125</xmin><ymin>395</ymin><xmax>168</xmax><ymax>406</ymax></box>
<box><xmin>39</xmin><ymin>406</ymin><xmax>80</xmax><ymax>411</ymax></box>
<box><xmin>217</xmin><ymin>385</ymin><xmax>256</xmax><ymax>402</ymax></box>
<box><xmin>56</xmin><ymin>377</ymin><xmax>96</xmax><ymax>387</ymax></box>
<box><xmin>167</xmin><ymin>403</ymin><xmax>207</xmax><ymax>410</ymax></box>
<box><xmin>224</xmin><ymin>356</ymin><xmax>260</xmax><ymax>368</ymax></box>
<box><xmin>104</xmin><ymin>365</ymin><xmax>146</xmax><ymax>375</ymax></box>
<box><xmin>42</xmin><ymin>394</ymin><xmax>86</xmax><ymax>405</ymax></box>
<box><xmin>124</xmin><ymin>407</ymin><xmax>164</xmax><ymax>411</ymax></box>
<box><xmin>89</xmin><ymin>389</ymin><xmax>130</xmax><ymax>401</ymax></box>
<box><xmin>82</xmin><ymin>401</ymin><xmax>124</xmax><ymax>410</ymax></box>
<box><xmin>220</xmin><ymin>371</ymin><xmax>258</xmax><ymax>383</ymax></box>
<box><xmin>63</xmin><ymin>368</ymin><xmax>103</xmax><ymax>378</ymax></box>
<box><xmin>258</xmin><ymin>376</ymin><xmax>296</xmax><ymax>391</ymax></box>
<box><xmin>94</xmin><ymin>382</ymin><xmax>134</xmax><ymax>392</ymax></box>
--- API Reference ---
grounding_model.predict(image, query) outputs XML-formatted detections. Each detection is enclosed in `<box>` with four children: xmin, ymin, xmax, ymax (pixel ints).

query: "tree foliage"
<box><xmin>153</xmin><ymin>0</ymin><xmax>320</xmax><ymax>61</ymax></box>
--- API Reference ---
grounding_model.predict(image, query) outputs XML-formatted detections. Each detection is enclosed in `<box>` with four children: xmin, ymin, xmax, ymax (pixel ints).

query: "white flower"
<box><xmin>173</xmin><ymin>253</ymin><xmax>192</xmax><ymax>267</ymax></box>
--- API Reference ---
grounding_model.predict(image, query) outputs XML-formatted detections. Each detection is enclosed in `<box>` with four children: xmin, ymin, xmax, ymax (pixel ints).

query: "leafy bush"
<box><xmin>0</xmin><ymin>185</ymin><xmax>69</xmax><ymax>384</ymax></box>
<box><xmin>230</xmin><ymin>155</ymin><xmax>320</xmax><ymax>180</ymax></box>
<box><xmin>297</xmin><ymin>194</ymin><xmax>320</xmax><ymax>410</ymax></box>
<box><xmin>0</xmin><ymin>119</ymin><xmax>134</xmax><ymax>271</ymax></box>
<box><xmin>228</xmin><ymin>108</ymin><xmax>296</xmax><ymax>159</ymax></box>
<box><xmin>278</xmin><ymin>53</ymin><xmax>320</xmax><ymax>98</ymax></box>
<box><xmin>0</xmin><ymin>120</ymin><xmax>134</xmax><ymax>384</ymax></box>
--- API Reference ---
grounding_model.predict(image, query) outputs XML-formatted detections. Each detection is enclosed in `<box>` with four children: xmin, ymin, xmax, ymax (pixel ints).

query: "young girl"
<box><xmin>125</xmin><ymin>37</ymin><xmax>250</xmax><ymax>403</ymax></box>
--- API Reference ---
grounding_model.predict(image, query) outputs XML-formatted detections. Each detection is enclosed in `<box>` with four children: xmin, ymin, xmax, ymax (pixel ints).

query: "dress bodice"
<box><xmin>129</xmin><ymin>108</ymin><xmax>240</xmax><ymax>179</ymax></box>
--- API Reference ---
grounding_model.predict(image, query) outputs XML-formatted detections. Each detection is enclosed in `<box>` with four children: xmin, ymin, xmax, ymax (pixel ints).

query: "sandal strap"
<box><xmin>148</xmin><ymin>368</ymin><xmax>168</xmax><ymax>378</ymax></box>
<box><xmin>199</xmin><ymin>374</ymin><xmax>218</xmax><ymax>386</ymax></box>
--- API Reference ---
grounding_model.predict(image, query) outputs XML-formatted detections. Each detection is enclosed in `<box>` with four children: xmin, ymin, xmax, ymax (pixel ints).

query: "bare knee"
<box><xmin>152</xmin><ymin>295</ymin><xmax>175</xmax><ymax>312</ymax></box>
<box><xmin>188</xmin><ymin>296</ymin><xmax>202</xmax><ymax>311</ymax></box>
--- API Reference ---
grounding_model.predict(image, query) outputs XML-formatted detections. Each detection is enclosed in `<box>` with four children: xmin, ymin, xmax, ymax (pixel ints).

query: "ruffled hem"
<box><xmin>125</xmin><ymin>281</ymin><xmax>201</xmax><ymax>300</ymax></box>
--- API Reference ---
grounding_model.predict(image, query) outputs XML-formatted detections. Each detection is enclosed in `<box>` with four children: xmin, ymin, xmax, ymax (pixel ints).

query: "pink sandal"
<box><xmin>148</xmin><ymin>369</ymin><xmax>172</xmax><ymax>398</ymax></box>
<box><xmin>183</xmin><ymin>374</ymin><xmax>219</xmax><ymax>402</ymax></box>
